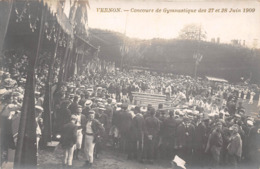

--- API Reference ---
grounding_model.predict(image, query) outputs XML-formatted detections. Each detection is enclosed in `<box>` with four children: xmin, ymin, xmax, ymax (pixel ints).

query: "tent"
<box><xmin>205</xmin><ymin>76</ymin><xmax>228</xmax><ymax>83</ymax></box>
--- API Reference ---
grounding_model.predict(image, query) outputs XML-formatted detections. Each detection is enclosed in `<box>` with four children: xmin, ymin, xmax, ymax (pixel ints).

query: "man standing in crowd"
<box><xmin>35</xmin><ymin>106</ymin><xmax>43</xmax><ymax>157</ymax></box>
<box><xmin>69</xmin><ymin>95</ymin><xmax>80</xmax><ymax>115</ymax></box>
<box><xmin>161</xmin><ymin>110</ymin><xmax>177</xmax><ymax>159</ymax></box>
<box><xmin>60</xmin><ymin>115</ymin><xmax>78</xmax><ymax>168</ymax></box>
<box><xmin>248</xmin><ymin>119</ymin><xmax>260</xmax><ymax>168</ymax></box>
<box><xmin>130</xmin><ymin>106</ymin><xmax>145</xmax><ymax>161</ymax></box>
<box><xmin>248</xmin><ymin>90</ymin><xmax>255</xmax><ymax>104</ymax></box>
<box><xmin>117</xmin><ymin>103</ymin><xmax>132</xmax><ymax>153</ymax></box>
<box><xmin>143</xmin><ymin>107</ymin><xmax>160</xmax><ymax>164</ymax></box>
<box><xmin>105</xmin><ymin>98</ymin><xmax>113</xmax><ymax>141</ymax></box>
<box><xmin>175</xmin><ymin>116</ymin><xmax>195</xmax><ymax>165</ymax></box>
<box><xmin>194</xmin><ymin>117</ymin><xmax>210</xmax><ymax>167</ymax></box>
<box><xmin>73</xmin><ymin>105</ymin><xmax>86</xmax><ymax>160</ymax></box>
<box><xmin>206</xmin><ymin>122</ymin><xmax>223</xmax><ymax>167</ymax></box>
<box><xmin>227</xmin><ymin>124</ymin><xmax>242</xmax><ymax>168</ymax></box>
<box><xmin>82</xmin><ymin>110</ymin><xmax>104</xmax><ymax>167</ymax></box>
<box><xmin>82</xmin><ymin>100</ymin><xmax>92</xmax><ymax>117</ymax></box>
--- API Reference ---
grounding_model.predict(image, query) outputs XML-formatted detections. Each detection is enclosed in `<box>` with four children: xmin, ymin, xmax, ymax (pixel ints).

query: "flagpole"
<box><xmin>42</xmin><ymin>24</ymin><xmax>61</xmax><ymax>147</ymax></box>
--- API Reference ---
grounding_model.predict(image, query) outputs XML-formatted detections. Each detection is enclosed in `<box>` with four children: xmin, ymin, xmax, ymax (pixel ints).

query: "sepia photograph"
<box><xmin>0</xmin><ymin>0</ymin><xmax>260</xmax><ymax>169</ymax></box>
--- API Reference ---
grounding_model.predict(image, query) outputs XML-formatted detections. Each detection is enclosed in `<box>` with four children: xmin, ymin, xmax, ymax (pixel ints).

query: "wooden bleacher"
<box><xmin>132</xmin><ymin>92</ymin><xmax>173</xmax><ymax>109</ymax></box>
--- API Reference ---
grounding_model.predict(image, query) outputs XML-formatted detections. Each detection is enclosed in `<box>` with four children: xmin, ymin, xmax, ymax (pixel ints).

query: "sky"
<box><xmin>87</xmin><ymin>0</ymin><xmax>260</xmax><ymax>48</ymax></box>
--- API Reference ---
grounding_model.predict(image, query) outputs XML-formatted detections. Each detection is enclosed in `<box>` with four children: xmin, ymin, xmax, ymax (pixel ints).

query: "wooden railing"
<box><xmin>132</xmin><ymin>92</ymin><xmax>173</xmax><ymax>109</ymax></box>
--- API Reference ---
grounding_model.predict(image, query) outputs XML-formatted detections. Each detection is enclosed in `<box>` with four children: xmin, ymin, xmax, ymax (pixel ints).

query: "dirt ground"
<box><xmin>37</xmin><ymin>146</ymin><xmax>173</xmax><ymax>169</ymax></box>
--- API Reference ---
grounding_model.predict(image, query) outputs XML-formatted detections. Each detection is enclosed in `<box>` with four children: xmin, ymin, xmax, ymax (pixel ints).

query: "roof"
<box><xmin>205</xmin><ymin>76</ymin><xmax>228</xmax><ymax>83</ymax></box>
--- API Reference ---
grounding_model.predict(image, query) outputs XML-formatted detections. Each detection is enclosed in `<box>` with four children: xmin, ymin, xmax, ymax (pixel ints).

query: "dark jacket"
<box><xmin>176</xmin><ymin>122</ymin><xmax>195</xmax><ymax>148</ymax></box>
<box><xmin>162</xmin><ymin>116</ymin><xmax>177</xmax><ymax>137</ymax></box>
<box><xmin>144</xmin><ymin>115</ymin><xmax>160</xmax><ymax>137</ymax></box>
<box><xmin>82</xmin><ymin>119</ymin><xmax>105</xmax><ymax>143</ymax></box>
<box><xmin>56</xmin><ymin>107</ymin><xmax>71</xmax><ymax>131</ymax></box>
<box><xmin>69</xmin><ymin>102</ymin><xmax>78</xmax><ymax>114</ymax></box>
<box><xmin>118</xmin><ymin>110</ymin><xmax>132</xmax><ymax>134</ymax></box>
<box><xmin>60</xmin><ymin>122</ymin><xmax>78</xmax><ymax>149</ymax></box>
<box><xmin>96</xmin><ymin>113</ymin><xmax>108</xmax><ymax>130</ymax></box>
<box><xmin>194</xmin><ymin>122</ymin><xmax>208</xmax><ymax>149</ymax></box>
<box><xmin>132</xmin><ymin>113</ymin><xmax>145</xmax><ymax>140</ymax></box>
<box><xmin>105</xmin><ymin>105</ymin><xmax>113</xmax><ymax>123</ymax></box>
<box><xmin>210</xmin><ymin>129</ymin><xmax>223</xmax><ymax>148</ymax></box>
<box><xmin>80</xmin><ymin>114</ymin><xmax>87</xmax><ymax>129</ymax></box>
<box><xmin>82</xmin><ymin>107</ymin><xmax>91</xmax><ymax>117</ymax></box>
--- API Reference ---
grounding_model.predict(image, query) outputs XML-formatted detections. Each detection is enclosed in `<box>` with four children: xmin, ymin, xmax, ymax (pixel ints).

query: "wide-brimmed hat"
<box><xmin>247</xmin><ymin>120</ymin><xmax>254</xmax><ymax>126</ymax></box>
<box><xmin>85</xmin><ymin>100</ymin><xmax>93</xmax><ymax>106</ymax></box>
<box><xmin>3</xmin><ymin>78</ymin><xmax>16</xmax><ymax>88</ymax></box>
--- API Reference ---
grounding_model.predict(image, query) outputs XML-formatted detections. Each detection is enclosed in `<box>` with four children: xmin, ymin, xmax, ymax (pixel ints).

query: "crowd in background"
<box><xmin>1</xmin><ymin>66</ymin><xmax>260</xmax><ymax>169</ymax></box>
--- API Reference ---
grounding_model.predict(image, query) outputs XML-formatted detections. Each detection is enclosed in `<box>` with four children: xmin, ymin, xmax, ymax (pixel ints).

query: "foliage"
<box><xmin>89</xmin><ymin>29</ymin><xmax>260</xmax><ymax>84</ymax></box>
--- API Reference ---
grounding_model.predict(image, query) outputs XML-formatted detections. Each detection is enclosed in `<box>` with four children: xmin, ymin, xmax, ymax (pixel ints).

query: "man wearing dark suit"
<box><xmin>60</xmin><ymin>115</ymin><xmax>78</xmax><ymax>168</ymax></box>
<box><xmin>176</xmin><ymin>117</ymin><xmax>195</xmax><ymax>164</ymax></box>
<box><xmin>143</xmin><ymin>107</ymin><xmax>160</xmax><ymax>164</ymax></box>
<box><xmin>69</xmin><ymin>95</ymin><xmax>80</xmax><ymax>115</ymax></box>
<box><xmin>105</xmin><ymin>99</ymin><xmax>114</xmax><ymax>133</ymax></box>
<box><xmin>117</xmin><ymin>103</ymin><xmax>132</xmax><ymax>153</ymax></box>
<box><xmin>130</xmin><ymin>106</ymin><xmax>145</xmax><ymax>161</ymax></box>
<box><xmin>194</xmin><ymin>117</ymin><xmax>210</xmax><ymax>166</ymax></box>
<box><xmin>95</xmin><ymin>107</ymin><xmax>108</xmax><ymax>157</ymax></box>
<box><xmin>56</xmin><ymin>100</ymin><xmax>71</xmax><ymax>134</ymax></box>
<box><xmin>161</xmin><ymin>111</ymin><xmax>177</xmax><ymax>159</ymax></box>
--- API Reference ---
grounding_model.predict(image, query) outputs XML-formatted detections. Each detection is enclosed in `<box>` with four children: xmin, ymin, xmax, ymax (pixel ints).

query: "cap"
<box><xmin>99</xmin><ymin>107</ymin><xmax>106</xmax><ymax>111</ymax></box>
<box><xmin>216</xmin><ymin>121</ymin><xmax>223</xmax><ymax>126</ymax></box>
<box><xmin>77</xmin><ymin>105</ymin><xmax>83</xmax><ymax>109</ymax></box>
<box><xmin>235</xmin><ymin>114</ymin><xmax>241</xmax><ymax>118</ymax></box>
<box><xmin>89</xmin><ymin>110</ymin><xmax>95</xmax><ymax>114</ymax></box>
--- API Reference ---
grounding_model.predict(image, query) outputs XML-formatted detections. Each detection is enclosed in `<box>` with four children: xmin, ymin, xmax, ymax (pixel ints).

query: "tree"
<box><xmin>178</xmin><ymin>23</ymin><xmax>207</xmax><ymax>41</ymax></box>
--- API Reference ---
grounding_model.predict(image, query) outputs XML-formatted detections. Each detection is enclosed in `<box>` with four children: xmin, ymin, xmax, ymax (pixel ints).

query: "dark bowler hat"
<box><xmin>150</xmin><ymin>107</ymin><xmax>156</xmax><ymax>115</ymax></box>
<box><xmin>121</xmin><ymin>103</ymin><xmax>128</xmax><ymax>109</ymax></box>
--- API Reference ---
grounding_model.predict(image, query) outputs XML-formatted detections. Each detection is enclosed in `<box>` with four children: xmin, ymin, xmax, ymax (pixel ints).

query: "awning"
<box><xmin>43</xmin><ymin>0</ymin><xmax>74</xmax><ymax>37</ymax></box>
<box><xmin>205</xmin><ymin>76</ymin><xmax>228</xmax><ymax>83</ymax></box>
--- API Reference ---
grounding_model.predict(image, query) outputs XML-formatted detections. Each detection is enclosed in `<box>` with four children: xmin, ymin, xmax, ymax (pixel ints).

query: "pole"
<box><xmin>120</xmin><ymin>12</ymin><xmax>128</xmax><ymax>71</ymax></box>
<box><xmin>42</xmin><ymin>25</ymin><xmax>61</xmax><ymax>147</ymax></box>
<box><xmin>14</xmin><ymin>1</ymin><xmax>46</xmax><ymax>168</ymax></box>
<box><xmin>194</xmin><ymin>62</ymin><xmax>198</xmax><ymax>81</ymax></box>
